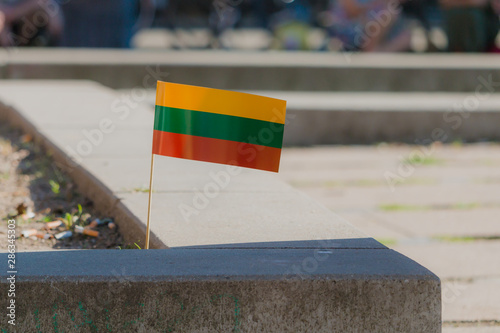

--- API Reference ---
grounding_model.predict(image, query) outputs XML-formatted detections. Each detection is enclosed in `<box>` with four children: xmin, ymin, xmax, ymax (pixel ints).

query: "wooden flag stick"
<box><xmin>145</xmin><ymin>153</ymin><xmax>155</xmax><ymax>249</ymax></box>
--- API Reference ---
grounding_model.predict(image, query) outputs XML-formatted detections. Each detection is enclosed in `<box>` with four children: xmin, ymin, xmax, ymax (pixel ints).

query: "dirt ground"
<box><xmin>0</xmin><ymin>122</ymin><xmax>133</xmax><ymax>251</ymax></box>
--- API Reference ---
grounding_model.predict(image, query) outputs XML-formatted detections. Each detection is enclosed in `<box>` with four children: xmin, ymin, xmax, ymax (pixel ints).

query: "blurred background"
<box><xmin>0</xmin><ymin>0</ymin><xmax>499</xmax><ymax>52</ymax></box>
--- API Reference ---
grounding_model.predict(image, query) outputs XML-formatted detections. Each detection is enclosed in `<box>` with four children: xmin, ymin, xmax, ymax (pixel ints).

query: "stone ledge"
<box><xmin>1</xmin><ymin>49</ymin><xmax>499</xmax><ymax>91</ymax></box>
<box><xmin>0</xmin><ymin>246</ymin><xmax>440</xmax><ymax>332</ymax></box>
<box><xmin>245</xmin><ymin>91</ymin><xmax>500</xmax><ymax>145</ymax></box>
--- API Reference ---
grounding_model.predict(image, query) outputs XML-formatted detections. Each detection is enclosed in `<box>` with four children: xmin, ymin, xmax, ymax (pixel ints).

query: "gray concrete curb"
<box><xmin>0</xmin><ymin>247</ymin><xmax>441</xmax><ymax>332</ymax></box>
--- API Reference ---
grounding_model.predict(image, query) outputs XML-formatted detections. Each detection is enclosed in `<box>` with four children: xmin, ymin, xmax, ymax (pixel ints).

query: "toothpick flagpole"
<box><xmin>145</xmin><ymin>153</ymin><xmax>155</xmax><ymax>249</ymax></box>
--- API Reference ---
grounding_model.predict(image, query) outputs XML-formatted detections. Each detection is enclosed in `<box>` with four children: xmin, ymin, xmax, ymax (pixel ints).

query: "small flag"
<box><xmin>152</xmin><ymin>81</ymin><xmax>287</xmax><ymax>172</ymax></box>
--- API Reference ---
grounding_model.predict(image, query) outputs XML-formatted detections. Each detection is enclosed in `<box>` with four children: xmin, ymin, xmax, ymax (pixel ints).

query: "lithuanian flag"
<box><xmin>152</xmin><ymin>81</ymin><xmax>287</xmax><ymax>172</ymax></box>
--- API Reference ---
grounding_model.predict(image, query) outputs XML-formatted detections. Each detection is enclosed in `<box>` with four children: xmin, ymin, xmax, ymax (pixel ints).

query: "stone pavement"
<box><xmin>278</xmin><ymin>144</ymin><xmax>500</xmax><ymax>332</ymax></box>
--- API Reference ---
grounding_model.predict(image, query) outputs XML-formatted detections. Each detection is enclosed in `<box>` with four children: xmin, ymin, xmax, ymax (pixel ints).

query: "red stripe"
<box><xmin>152</xmin><ymin>130</ymin><xmax>282</xmax><ymax>172</ymax></box>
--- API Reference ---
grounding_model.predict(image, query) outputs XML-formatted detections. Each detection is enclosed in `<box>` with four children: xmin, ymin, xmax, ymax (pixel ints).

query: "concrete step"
<box><xmin>2</xmin><ymin>49</ymin><xmax>500</xmax><ymax>92</ymax></box>
<box><xmin>275</xmin><ymin>91</ymin><xmax>500</xmax><ymax>145</ymax></box>
<box><xmin>0</xmin><ymin>248</ymin><xmax>440</xmax><ymax>332</ymax></box>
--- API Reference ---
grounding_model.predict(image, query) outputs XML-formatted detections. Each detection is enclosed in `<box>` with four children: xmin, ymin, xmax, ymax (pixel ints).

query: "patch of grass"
<box><xmin>324</xmin><ymin>179</ymin><xmax>382</xmax><ymax>188</ymax></box>
<box><xmin>133</xmin><ymin>187</ymin><xmax>150</xmax><ymax>193</ymax></box>
<box><xmin>433</xmin><ymin>236</ymin><xmax>477</xmax><ymax>243</ymax></box>
<box><xmin>480</xmin><ymin>159</ymin><xmax>498</xmax><ymax>166</ymax></box>
<box><xmin>288</xmin><ymin>180</ymin><xmax>318</xmax><ymax>188</ymax></box>
<box><xmin>77</xmin><ymin>204</ymin><xmax>83</xmax><ymax>218</ymax></box>
<box><xmin>118</xmin><ymin>242</ymin><xmax>143</xmax><ymax>250</ymax></box>
<box><xmin>403</xmin><ymin>156</ymin><xmax>444</xmax><ymax>166</ymax></box>
<box><xmin>39</xmin><ymin>215</ymin><xmax>54</xmax><ymax>223</ymax></box>
<box><xmin>353</xmin><ymin>179</ymin><xmax>381</xmax><ymax>187</ymax></box>
<box><xmin>63</xmin><ymin>212</ymin><xmax>74</xmax><ymax>229</ymax></box>
<box><xmin>49</xmin><ymin>179</ymin><xmax>60</xmax><ymax>194</ymax></box>
<box><xmin>380</xmin><ymin>202</ymin><xmax>485</xmax><ymax>212</ymax></box>
<box><xmin>404</xmin><ymin>178</ymin><xmax>438</xmax><ymax>186</ymax></box>
<box><xmin>376</xmin><ymin>238</ymin><xmax>398</xmax><ymax>246</ymax></box>
<box><xmin>379</xmin><ymin>204</ymin><xmax>429</xmax><ymax>212</ymax></box>
<box><xmin>322</xmin><ymin>180</ymin><xmax>340</xmax><ymax>188</ymax></box>
<box><xmin>451</xmin><ymin>202</ymin><xmax>481</xmax><ymax>210</ymax></box>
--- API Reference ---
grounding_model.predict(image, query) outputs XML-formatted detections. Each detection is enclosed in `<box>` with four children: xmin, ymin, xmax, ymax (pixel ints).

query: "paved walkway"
<box><xmin>278</xmin><ymin>144</ymin><xmax>500</xmax><ymax>332</ymax></box>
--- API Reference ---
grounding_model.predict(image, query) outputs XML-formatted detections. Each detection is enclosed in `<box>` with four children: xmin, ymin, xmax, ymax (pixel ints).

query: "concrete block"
<box><xmin>0</xmin><ymin>247</ymin><xmax>441</xmax><ymax>332</ymax></box>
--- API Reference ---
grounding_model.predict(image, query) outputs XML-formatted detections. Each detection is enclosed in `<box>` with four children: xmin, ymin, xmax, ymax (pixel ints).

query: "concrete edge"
<box><xmin>0</xmin><ymin>102</ymin><xmax>167</xmax><ymax>249</ymax></box>
<box><xmin>0</xmin><ymin>248</ymin><xmax>441</xmax><ymax>282</ymax></box>
<box><xmin>3</xmin><ymin>49</ymin><xmax>500</xmax><ymax>69</ymax></box>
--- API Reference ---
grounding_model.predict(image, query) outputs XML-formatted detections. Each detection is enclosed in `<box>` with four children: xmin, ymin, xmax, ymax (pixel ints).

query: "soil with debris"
<box><xmin>0</xmin><ymin>122</ymin><xmax>132</xmax><ymax>251</ymax></box>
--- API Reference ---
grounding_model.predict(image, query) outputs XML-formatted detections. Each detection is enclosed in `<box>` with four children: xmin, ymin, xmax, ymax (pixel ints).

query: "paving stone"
<box><xmin>392</xmin><ymin>242</ymin><xmax>500</xmax><ymax>279</ymax></box>
<box><xmin>442</xmin><ymin>278</ymin><xmax>500</xmax><ymax>322</ymax></box>
<box><xmin>279</xmin><ymin>166</ymin><xmax>500</xmax><ymax>188</ymax></box>
<box><xmin>298</xmin><ymin>184</ymin><xmax>500</xmax><ymax>211</ymax></box>
<box><xmin>371</xmin><ymin>210</ymin><xmax>500</xmax><ymax>238</ymax></box>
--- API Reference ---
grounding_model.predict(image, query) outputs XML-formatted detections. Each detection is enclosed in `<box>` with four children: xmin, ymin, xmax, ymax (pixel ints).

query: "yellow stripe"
<box><xmin>155</xmin><ymin>81</ymin><xmax>286</xmax><ymax>124</ymax></box>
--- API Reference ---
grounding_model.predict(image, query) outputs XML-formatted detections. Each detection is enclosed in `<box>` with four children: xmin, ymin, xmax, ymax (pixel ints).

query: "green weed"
<box><xmin>49</xmin><ymin>180</ymin><xmax>60</xmax><ymax>194</ymax></box>
<box><xmin>403</xmin><ymin>156</ymin><xmax>443</xmax><ymax>166</ymax></box>
<box><xmin>379</xmin><ymin>204</ymin><xmax>428</xmax><ymax>212</ymax></box>
<box><xmin>376</xmin><ymin>238</ymin><xmax>398</xmax><ymax>246</ymax></box>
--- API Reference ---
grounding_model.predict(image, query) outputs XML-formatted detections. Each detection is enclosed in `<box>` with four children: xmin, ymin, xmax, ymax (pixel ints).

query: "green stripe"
<box><xmin>154</xmin><ymin>106</ymin><xmax>284</xmax><ymax>149</ymax></box>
